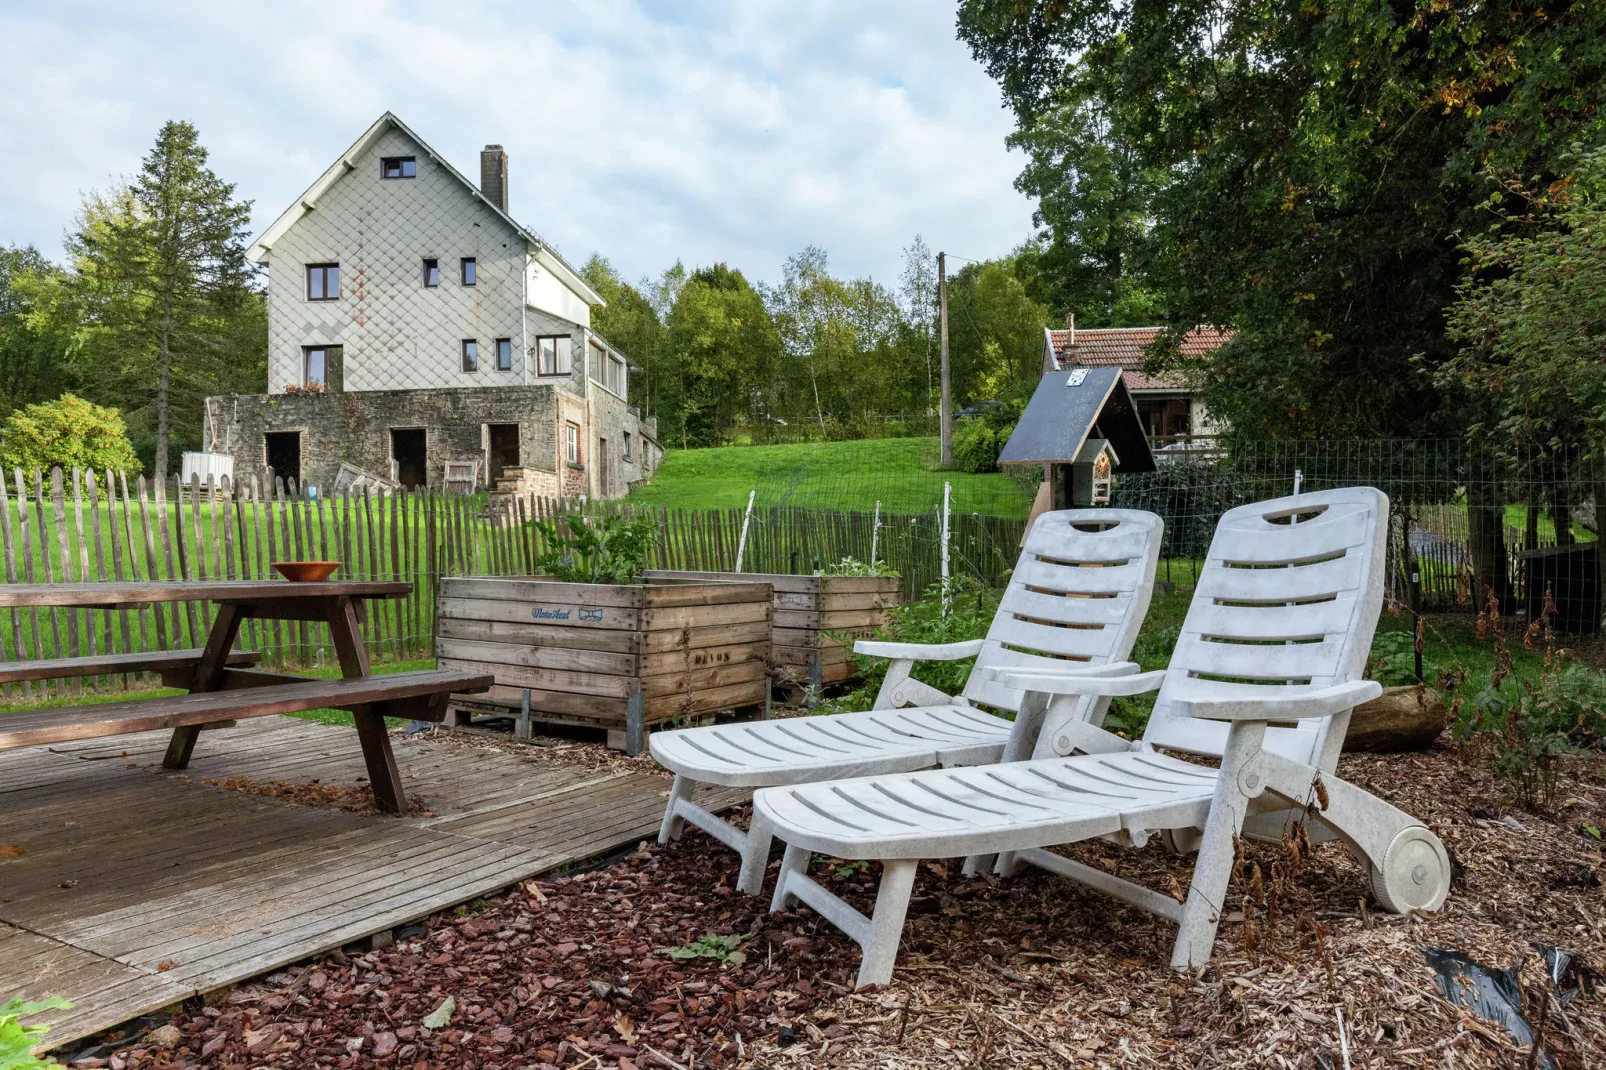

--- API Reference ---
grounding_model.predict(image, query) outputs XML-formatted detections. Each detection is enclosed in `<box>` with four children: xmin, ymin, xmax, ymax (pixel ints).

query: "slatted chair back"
<box><xmin>961</xmin><ymin>509</ymin><xmax>1162</xmax><ymax>722</ymax></box>
<box><xmin>1141</xmin><ymin>487</ymin><xmax>1388</xmax><ymax>768</ymax></box>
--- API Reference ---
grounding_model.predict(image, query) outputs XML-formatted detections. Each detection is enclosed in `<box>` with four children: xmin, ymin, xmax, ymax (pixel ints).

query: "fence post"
<box><xmin>734</xmin><ymin>489</ymin><xmax>756</xmax><ymax>572</ymax></box>
<box><xmin>870</xmin><ymin>499</ymin><xmax>881</xmax><ymax>567</ymax></box>
<box><xmin>941</xmin><ymin>481</ymin><xmax>952</xmax><ymax>615</ymax></box>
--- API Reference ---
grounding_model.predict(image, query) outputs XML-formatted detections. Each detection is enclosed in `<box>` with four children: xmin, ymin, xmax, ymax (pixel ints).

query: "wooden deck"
<box><xmin>0</xmin><ymin>717</ymin><xmax>745</xmax><ymax>1052</ymax></box>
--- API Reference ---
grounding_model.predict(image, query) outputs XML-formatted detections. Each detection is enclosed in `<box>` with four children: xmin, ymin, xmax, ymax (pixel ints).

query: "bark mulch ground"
<box><xmin>86</xmin><ymin>738</ymin><xmax>1603</xmax><ymax>1070</ymax></box>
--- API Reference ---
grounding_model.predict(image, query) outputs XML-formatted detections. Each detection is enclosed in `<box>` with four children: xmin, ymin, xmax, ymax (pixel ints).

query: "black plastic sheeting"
<box><xmin>1423</xmin><ymin>943</ymin><xmax>1582</xmax><ymax>1069</ymax></box>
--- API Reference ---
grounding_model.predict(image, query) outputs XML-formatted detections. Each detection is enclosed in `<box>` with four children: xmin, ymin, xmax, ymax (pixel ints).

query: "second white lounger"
<box><xmin>755</xmin><ymin>488</ymin><xmax>1453</xmax><ymax>986</ymax></box>
<box><xmin>649</xmin><ymin>508</ymin><xmax>1163</xmax><ymax>893</ymax></box>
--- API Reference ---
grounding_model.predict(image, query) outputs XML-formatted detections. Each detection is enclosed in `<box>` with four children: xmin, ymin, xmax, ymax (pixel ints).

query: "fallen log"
<box><xmin>1345</xmin><ymin>685</ymin><xmax>1448</xmax><ymax>753</ymax></box>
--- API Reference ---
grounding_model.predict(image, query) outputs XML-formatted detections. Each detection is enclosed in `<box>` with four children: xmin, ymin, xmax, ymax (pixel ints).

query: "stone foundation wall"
<box><xmin>204</xmin><ymin>385</ymin><xmax>660</xmax><ymax>498</ymax></box>
<box><xmin>204</xmin><ymin>386</ymin><xmax>558</xmax><ymax>493</ymax></box>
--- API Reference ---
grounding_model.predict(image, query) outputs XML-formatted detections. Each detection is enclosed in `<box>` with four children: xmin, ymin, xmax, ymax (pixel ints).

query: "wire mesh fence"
<box><xmin>1112</xmin><ymin>440</ymin><xmax>1603</xmax><ymax>629</ymax></box>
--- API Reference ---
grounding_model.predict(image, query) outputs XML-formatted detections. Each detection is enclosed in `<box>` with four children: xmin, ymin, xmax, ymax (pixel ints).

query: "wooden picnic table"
<box><xmin>0</xmin><ymin>579</ymin><xmax>490</xmax><ymax>812</ymax></box>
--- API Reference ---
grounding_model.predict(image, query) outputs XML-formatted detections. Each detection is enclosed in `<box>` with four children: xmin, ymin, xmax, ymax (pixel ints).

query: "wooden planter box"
<box><xmin>435</xmin><ymin>576</ymin><xmax>772</xmax><ymax>752</ymax></box>
<box><xmin>643</xmin><ymin>571</ymin><xmax>903</xmax><ymax>690</ymax></box>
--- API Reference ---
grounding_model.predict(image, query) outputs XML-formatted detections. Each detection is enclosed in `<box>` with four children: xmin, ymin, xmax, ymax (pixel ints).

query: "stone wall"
<box><xmin>205</xmin><ymin>386</ymin><xmax>558</xmax><ymax>492</ymax></box>
<box><xmin>204</xmin><ymin>384</ymin><xmax>660</xmax><ymax>498</ymax></box>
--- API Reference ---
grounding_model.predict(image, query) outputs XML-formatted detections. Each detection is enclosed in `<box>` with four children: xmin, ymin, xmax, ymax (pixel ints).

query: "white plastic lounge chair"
<box><xmin>755</xmin><ymin>487</ymin><xmax>1453</xmax><ymax>987</ymax></box>
<box><xmin>649</xmin><ymin>508</ymin><xmax>1163</xmax><ymax>894</ymax></box>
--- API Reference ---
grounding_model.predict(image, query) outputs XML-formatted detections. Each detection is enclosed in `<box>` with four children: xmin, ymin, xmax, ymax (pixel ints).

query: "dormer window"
<box><xmin>381</xmin><ymin>156</ymin><xmax>416</xmax><ymax>179</ymax></box>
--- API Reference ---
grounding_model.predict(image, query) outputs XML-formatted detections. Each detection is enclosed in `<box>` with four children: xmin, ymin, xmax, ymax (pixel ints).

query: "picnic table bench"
<box><xmin>0</xmin><ymin>580</ymin><xmax>493</xmax><ymax>812</ymax></box>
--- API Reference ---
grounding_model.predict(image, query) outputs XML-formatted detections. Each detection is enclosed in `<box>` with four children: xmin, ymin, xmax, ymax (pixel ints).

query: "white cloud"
<box><xmin>0</xmin><ymin>0</ymin><xmax>1035</xmax><ymax>286</ymax></box>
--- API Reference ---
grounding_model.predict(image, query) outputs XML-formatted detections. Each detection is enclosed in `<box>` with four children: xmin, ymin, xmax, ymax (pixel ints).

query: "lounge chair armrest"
<box><xmin>977</xmin><ymin>664</ymin><xmax>1164</xmax><ymax>697</ymax></box>
<box><xmin>853</xmin><ymin>639</ymin><xmax>985</xmax><ymax>661</ymax></box>
<box><xmin>1178</xmin><ymin>680</ymin><xmax>1383</xmax><ymax>722</ymax></box>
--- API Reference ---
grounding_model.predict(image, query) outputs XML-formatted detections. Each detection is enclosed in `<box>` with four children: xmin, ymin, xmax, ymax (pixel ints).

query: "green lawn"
<box><xmin>1500</xmin><ymin>503</ymin><xmax>1597</xmax><ymax>544</ymax></box>
<box><xmin>626</xmin><ymin>438</ymin><xmax>1033</xmax><ymax>517</ymax></box>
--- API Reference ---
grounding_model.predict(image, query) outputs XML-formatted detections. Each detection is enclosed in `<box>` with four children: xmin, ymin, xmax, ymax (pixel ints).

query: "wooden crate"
<box><xmin>435</xmin><ymin>576</ymin><xmax>773</xmax><ymax>752</ymax></box>
<box><xmin>642</xmin><ymin>570</ymin><xmax>903</xmax><ymax>689</ymax></box>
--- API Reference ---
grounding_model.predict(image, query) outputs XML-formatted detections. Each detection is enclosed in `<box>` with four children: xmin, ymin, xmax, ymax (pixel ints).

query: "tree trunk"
<box><xmin>1525</xmin><ymin>504</ymin><xmax>1539</xmax><ymax>551</ymax></box>
<box><xmin>1553</xmin><ymin>483</ymin><xmax>1574</xmax><ymax>547</ymax></box>
<box><xmin>1465</xmin><ymin>485</ymin><xmax>1509</xmax><ymax>611</ymax></box>
<box><xmin>155</xmin><ymin>288</ymin><xmax>174</xmax><ymax>479</ymax></box>
<box><xmin>155</xmin><ymin>359</ymin><xmax>171</xmax><ymax>479</ymax></box>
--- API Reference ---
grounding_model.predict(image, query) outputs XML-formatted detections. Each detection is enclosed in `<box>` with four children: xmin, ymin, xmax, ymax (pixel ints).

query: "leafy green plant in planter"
<box><xmin>531</xmin><ymin>514</ymin><xmax>657</xmax><ymax>583</ymax></box>
<box><xmin>1</xmin><ymin>997</ymin><xmax>71</xmax><ymax>1069</ymax></box>
<box><xmin>815</xmin><ymin>556</ymin><xmax>899</xmax><ymax>578</ymax></box>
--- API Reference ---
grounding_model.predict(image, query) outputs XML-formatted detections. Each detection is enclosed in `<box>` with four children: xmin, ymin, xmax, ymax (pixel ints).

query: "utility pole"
<box><xmin>938</xmin><ymin>251</ymin><xmax>952</xmax><ymax>467</ymax></box>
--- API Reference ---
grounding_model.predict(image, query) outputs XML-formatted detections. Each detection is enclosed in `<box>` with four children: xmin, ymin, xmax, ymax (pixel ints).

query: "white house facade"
<box><xmin>205</xmin><ymin>113</ymin><xmax>657</xmax><ymax>499</ymax></box>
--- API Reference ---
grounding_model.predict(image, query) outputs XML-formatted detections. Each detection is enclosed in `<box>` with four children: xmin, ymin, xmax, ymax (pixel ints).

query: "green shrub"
<box><xmin>1455</xmin><ymin>662</ymin><xmax>1606</xmax><ymax>809</ymax></box>
<box><xmin>819</xmin><ymin>574</ymin><xmax>1004</xmax><ymax>712</ymax></box>
<box><xmin>0</xmin><ymin>394</ymin><xmax>141</xmax><ymax>475</ymax></box>
<box><xmin>1</xmin><ymin>997</ymin><xmax>71</xmax><ymax>1068</ymax></box>
<box><xmin>532</xmin><ymin>514</ymin><xmax>657</xmax><ymax>584</ymax></box>
<box><xmin>953</xmin><ymin>420</ymin><xmax>1000</xmax><ymax>474</ymax></box>
<box><xmin>1367</xmin><ymin>629</ymin><xmax>1440</xmax><ymax>687</ymax></box>
<box><xmin>1452</xmin><ymin>591</ymin><xmax>1606</xmax><ymax>809</ymax></box>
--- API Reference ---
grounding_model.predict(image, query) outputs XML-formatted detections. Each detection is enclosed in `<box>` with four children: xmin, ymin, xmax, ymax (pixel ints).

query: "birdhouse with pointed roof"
<box><xmin>997</xmin><ymin>365</ymin><xmax>1155</xmax><ymax>508</ymax></box>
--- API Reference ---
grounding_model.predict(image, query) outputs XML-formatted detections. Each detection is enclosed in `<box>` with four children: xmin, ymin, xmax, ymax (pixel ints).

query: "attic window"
<box><xmin>381</xmin><ymin>156</ymin><xmax>416</xmax><ymax>179</ymax></box>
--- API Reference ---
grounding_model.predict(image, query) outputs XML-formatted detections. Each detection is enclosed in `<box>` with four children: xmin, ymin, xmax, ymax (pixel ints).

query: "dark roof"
<box><xmin>1048</xmin><ymin>326</ymin><xmax>1232</xmax><ymax>392</ymax></box>
<box><xmin>998</xmin><ymin>366</ymin><xmax>1155</xmax><ymax>473</ymax></box>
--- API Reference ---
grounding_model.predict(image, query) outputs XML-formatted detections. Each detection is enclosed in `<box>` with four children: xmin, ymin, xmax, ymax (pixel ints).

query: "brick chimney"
<box><xmin>480</xmin><ymin>145</ymin><xmax>508</xmax><ymax>213</ymax></box>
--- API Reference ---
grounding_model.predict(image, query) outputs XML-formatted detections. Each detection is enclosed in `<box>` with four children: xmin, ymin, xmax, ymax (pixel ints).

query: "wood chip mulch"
<box><xmin>98</xmin><ymin>742</ymin><xmax>1602</xmax><ymax>1070</ymax></box>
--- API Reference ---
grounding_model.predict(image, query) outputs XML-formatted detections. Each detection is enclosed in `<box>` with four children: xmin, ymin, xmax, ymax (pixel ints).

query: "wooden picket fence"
<box><xmin>0</xmin><ymin>468</ymin><xmax>1025</xmax><ymax>699</ymax></box>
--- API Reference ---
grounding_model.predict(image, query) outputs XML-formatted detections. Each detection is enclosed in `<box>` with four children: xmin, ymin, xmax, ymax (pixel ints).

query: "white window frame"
<box><xmin>564</xmin><ymin>422</ymin><xmax>580</xmax><ymax>465</ymax></box>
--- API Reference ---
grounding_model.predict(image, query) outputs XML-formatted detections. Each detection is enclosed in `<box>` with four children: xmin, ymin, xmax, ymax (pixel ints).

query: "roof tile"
<box><xmin>1048</xmin><ymin>326</ymin><xmax>1232</xmax><ymax>393</ymax></box>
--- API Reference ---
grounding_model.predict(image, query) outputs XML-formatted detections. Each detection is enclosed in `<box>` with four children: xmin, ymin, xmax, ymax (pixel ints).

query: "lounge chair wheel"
<box><xmin>1160</xmin><ymin>827</ymin><xmax>1200</xmax><ymax>855</ymax></box>
<box><xmin>1368</xmin><ymin>826</ymin><xmax>1451</xmax><ymax>913</ymax></box>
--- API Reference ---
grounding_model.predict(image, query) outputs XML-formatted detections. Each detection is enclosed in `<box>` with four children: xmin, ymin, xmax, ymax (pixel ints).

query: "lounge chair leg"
<box><xmin>771</xmin><ymin>843</ymin><xmax>811</xmax><ymax>912</ymax></box>
<box><xmin>1171</xmin><ymin>723</ymin><xmax>1262</xmax><ymax>970</ymax></box>
<box><xmin>659</xmin><ymin>775</ymin><xmax>693</xmax><ymax>844</ymax></box>
<box><xmin>736</xmin><ymin>811</ymin><xmax>773</xmax><ymax>896</ymax></box>
<box><xmin>961</xmin><ymin>853</ymin><xmax>996</xmax><ymax>877</ymax></box>
<box><xmin>857</xmin><ymin>859</ymin><xmax>919</xmax><ymax>988</ymax></box>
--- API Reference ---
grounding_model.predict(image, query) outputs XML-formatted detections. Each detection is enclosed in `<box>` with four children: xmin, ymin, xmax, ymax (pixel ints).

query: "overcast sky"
<box><xmin>0</xmin><ymin>0</ymin><xmax>1036</xmax><ymax>289</ymax></box>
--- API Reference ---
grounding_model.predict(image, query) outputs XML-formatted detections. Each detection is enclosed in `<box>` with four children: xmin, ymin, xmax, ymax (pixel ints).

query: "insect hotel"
<box><xmin>998</xmin><ymin>364</ymin><xmax>1156</xmax><ymax>509</ymax></box>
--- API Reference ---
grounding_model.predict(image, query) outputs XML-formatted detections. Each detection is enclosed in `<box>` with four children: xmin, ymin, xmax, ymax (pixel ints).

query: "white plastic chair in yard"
<box><xmin>648</xmin><ymin>509</ymin><xmax>1164</xmax><ymax>894</ymax></box>
<box><xmin>754</xmin><ymin>487</ymin><xmax>1453</xmax><ymax>987</ymax></box>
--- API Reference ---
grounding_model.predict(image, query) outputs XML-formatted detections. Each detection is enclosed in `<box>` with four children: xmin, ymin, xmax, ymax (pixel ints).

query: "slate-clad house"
<box><xmin>204</xmin><ymin>112</ymin><xmax>658</xmax><ymax>497</ymax></box>
<box><xmin>1042</xmin><ymin>318</ymin><xmax>1230</xmax><ymax>445</ymax></box>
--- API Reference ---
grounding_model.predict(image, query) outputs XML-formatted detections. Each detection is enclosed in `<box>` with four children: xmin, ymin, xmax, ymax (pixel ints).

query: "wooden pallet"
<box><xmin>436</xmin><ymin>576</ymin><xmax>774</xmax><ymax>751</ymax></box>
<box><xmin>643</xmin><ymin>570</ymin><xmax>902</xmax><ymax>689</ymax></box>
<box><xmin>0</xmin><ymin>716</ymin><xmax>747</xmax><ymax>1053</ymax></box>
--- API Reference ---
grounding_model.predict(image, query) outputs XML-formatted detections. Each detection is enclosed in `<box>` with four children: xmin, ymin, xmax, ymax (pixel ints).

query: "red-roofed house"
<box><xmin>1042</xmin><ymin>318</ymin><xmax>1232</xmax><ymax>444</ymax></box>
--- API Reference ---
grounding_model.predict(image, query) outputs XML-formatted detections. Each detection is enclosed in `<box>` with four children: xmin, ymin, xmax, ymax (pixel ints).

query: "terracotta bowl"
<box><xmin>272</xmin><ymin>561</ymin><xmax>341</xmax><ymax>583</ymax></box>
